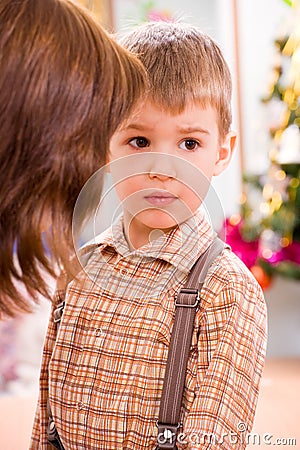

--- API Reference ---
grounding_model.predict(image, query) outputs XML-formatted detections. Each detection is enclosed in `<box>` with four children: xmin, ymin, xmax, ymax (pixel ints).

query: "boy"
<box><xmin>31</xmin><ymin>22</ymin><xmax>267</xmax><ymax>449</ymax></box>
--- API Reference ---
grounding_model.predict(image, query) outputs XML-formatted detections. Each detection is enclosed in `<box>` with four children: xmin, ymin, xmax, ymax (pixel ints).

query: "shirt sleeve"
<box><xmin>183</xmin><ymin>273</ymin><xmax>268</xmax><ymax>450</ymax></box>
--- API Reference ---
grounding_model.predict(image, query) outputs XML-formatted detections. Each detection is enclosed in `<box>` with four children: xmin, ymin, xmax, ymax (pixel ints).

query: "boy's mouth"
<box><xmin>144</xmin><ymin>190</ymin><xmax>178</xmax><ymax>206</ymax></box>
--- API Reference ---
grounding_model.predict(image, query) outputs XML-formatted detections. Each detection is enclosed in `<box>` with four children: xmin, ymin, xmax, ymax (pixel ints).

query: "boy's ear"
<box><xmin>213</xmin><ymin>131</ymin><xmax>237</xmax><ymax>176</ymax></box>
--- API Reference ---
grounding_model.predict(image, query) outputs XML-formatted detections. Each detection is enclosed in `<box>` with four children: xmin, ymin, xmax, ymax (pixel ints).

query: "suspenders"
<box><xmin>156</xmin><ymin>237</ymin><xmax>225</xmax><ymax>449</ymax></box>
<box><xmin>47</xmin><ymin>237</ymin><xmax>225</xmax><ymax>449</ymax></box>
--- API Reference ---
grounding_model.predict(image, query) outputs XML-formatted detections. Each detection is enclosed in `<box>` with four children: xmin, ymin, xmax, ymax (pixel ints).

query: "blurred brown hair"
<box><xmin>120</xmin><ymin>21</ymin><xmax>232</xmax><ymax>137</ymax></box>
<box><xmin>0</xmin><ymin>0</ymin><xmax>146</xmax><ymax>317</ymax></box>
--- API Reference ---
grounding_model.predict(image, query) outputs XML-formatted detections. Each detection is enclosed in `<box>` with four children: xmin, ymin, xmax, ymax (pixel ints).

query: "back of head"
<box><xmin>0</xmin><ymin>0</ymin><xmax>146</xmax><ymax>317</ymax></box>
<box><xmin>120</xmin><ymin>21</ymin><xmax>232</xmax><ymax>137</ymax></box>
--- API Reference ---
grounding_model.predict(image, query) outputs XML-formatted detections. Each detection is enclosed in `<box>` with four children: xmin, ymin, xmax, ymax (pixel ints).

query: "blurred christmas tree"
<box><xmin>225</xmin><ymin>0</ymin><xmax>300</xmax><ymax>289</ymax></box>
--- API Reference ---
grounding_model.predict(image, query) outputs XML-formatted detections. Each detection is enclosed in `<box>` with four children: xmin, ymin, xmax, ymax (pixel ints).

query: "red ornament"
<box><xmin>250</xmin><ymin>265</ymin><xmax>272</xmax><ymax>290</ymax></box>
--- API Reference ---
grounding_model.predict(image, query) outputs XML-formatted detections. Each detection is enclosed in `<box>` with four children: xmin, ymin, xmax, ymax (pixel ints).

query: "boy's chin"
<box><xmin>134</xmin><ymin>209</ymin><xmax>191</xmax><ymax>232</ymax></box>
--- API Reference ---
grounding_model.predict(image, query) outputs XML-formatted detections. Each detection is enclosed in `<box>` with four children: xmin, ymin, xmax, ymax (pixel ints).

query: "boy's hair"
<box><xmin>0</xmin><ymin>0</ymin><xmax>146</xmax><ymax>317</ymax></box>
<box><xmin>120</xmin><ymin>21</ymin><xmax>232</xmax><ymax>137</ymax></box>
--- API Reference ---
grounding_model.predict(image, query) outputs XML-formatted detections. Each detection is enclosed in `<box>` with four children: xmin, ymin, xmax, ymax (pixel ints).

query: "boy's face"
<box><xmin>109</xmin><ymin>100</ymin><xmax>236</xmax><ymax>249</ymax></box>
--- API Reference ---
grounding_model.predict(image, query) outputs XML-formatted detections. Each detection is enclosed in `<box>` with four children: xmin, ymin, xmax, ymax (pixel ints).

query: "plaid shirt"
<box><xmin>31</xmin><ymin>209</ymin><xmax>267</xmax><ymax>449</ymax></box>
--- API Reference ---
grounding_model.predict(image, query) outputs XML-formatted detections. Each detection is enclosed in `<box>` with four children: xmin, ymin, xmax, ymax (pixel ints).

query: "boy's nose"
<box><xmin>148</xmin><ymin>153</ymin><xmax>177</xmax><ymax>180</ymax></box>
<box><xmin>148</xmin><ymin>170</ymin><xmax>173</xmax><ymax>181</ymax></box>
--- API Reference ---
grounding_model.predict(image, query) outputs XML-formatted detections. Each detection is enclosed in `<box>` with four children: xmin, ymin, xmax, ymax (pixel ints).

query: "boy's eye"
<box><xmin>179</xmin><ymin>139</ymin><xmax>199</xmax><ymax>151</ymax></box>
<box><xmin>129</xmin><ymin>137</ymin><xmax>150</xmax><ymax>148</ymax></box>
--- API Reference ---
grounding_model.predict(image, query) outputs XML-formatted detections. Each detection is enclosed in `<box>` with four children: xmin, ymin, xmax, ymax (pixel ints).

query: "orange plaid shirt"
<box><xmin>31</xmin><ymin>210</ymin><xmax>267</xmax><ymax>449</ymax></box>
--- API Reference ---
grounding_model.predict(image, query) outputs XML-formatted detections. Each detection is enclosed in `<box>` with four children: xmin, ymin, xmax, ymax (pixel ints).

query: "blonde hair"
<box><xmin>0</xmin><ymin>0</ymin><xmax>146</xmax><ymax>317</ymax></box>
<box><xmin>120</xmin><ymin>21</ymin><xmax>232</xmax><ymax>136</ymax></box>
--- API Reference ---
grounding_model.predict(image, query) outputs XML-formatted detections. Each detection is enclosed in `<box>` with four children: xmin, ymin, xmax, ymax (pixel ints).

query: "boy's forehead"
<box><xmin>117</xmin><ymin>99</ymin><xmax>218</xmax><ymax>132</ymax></box>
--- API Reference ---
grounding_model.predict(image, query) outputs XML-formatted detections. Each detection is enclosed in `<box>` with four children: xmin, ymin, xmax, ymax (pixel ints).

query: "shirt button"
<box><xmin>95</xmin><ymin>328</ymin><xmax>103</xmax><ymax>337</ymax></box>
<box><xmin>120</xmin><ymin>267</ymin><xmax>128</xmax><ymax>276</ymax></box>
<box><xmin>76</xmin><ymin>401</ymin><xmax>85</xmax><ymax>411</ymax></box>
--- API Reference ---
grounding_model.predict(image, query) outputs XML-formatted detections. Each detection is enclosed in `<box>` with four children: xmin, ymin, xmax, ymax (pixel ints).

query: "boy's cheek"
<box><xmin>182</xmin><ymin>187</ymin><xmax>207</xmax><ymax>215</ymax></box>
<box><xmin>113</xmin><ymin>176</ymin><xmax>145</xmax><ymax>199</ymax></box>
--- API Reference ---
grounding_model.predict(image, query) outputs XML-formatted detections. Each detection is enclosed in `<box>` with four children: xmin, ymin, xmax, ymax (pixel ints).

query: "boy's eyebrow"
<box><xmin>119</xmin><ymin>123</ymin><xmax>153</xmax><ymax>132</ymax></box>
<box><xmin>118</xmin><ymin>124</ymin><xmax>211</xmax><ymax>134</ymax></box>
<box><xmin>177</xmin><ymin>126</ymin><xmax>210</xmax><ymax>135</ymax></box>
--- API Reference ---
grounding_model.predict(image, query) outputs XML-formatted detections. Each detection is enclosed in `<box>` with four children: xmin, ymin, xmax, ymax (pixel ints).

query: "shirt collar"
<box><xmin>93</xmin><ymin>206</ymin><xmax>215</xmax><ymax>274</ymax></box>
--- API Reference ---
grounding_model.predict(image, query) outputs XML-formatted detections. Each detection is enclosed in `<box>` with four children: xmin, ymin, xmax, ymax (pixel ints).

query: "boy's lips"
<box><xmin>144</xmin><ymin>191</ymin><xmax>178</xmax><ymax>206</ymax></box>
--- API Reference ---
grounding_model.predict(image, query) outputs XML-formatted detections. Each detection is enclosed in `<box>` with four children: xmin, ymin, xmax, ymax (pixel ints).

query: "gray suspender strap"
<box><xmin>47</xmin><ymin>272</ymin><xmax>71</xmax><ymax>450</ymax></box>
<box><xmin>156</xmin><ymin>237</ymin><xmax>225</xmax><ymax>450</ymax></box>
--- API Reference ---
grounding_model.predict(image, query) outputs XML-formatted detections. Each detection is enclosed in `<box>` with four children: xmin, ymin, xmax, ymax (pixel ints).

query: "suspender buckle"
<box><xmin>156</xmin><ymin>421</ymin><xmax>181</xmax><ymax>449</ymax></box>
<box><xmin>175</xmin><ymin>288</ymin><xmax>199</xmax><ymax>308</ymax></box>
<box><xmin>54</xmin><ymin>301</ymin><xmax>65</xmax><ymax>323</ymax></box>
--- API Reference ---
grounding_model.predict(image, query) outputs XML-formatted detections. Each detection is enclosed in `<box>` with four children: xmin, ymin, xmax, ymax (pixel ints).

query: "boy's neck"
<box><xmin>123</xmin><ymin>211</ymin><xmax>175</xmax><ymax>250</ymax></box>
